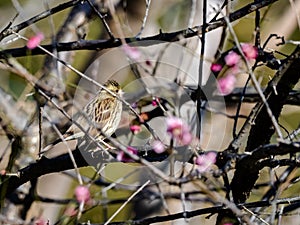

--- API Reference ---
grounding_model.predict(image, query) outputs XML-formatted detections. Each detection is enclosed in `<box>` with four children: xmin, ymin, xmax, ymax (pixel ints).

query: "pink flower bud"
<box><xmin>122</xmin><ymin>44</ymin><xmax>141</xmax><ymax>61</ymax></box>
<box><xmin>75</xmin><ymin>185</ymin><xmax>90</xmax><ymax>203</ymax></box>
<box><xmin>152</xmin><ymin>140</ymin><xmax>165</xmax><ymax>154</ymax></box>
<box><xmin>166</xmin><ymin>117</ymin><xmax>193</xmax><ymax>145</ymax></box>
<box><xmin>217</xmin><ymin>74</ymin><xmax>236</xmax><ymax>96</ymax></box>
<box><xmin>210</xmin><ymin>63</ymin><xmax>222</xmax><ymax>72</ymax></box>
<box><xmin>130</xmin><ymin>125</ymin><xmax>141</xmax><ymax>134</ymax></box>
<box><xmin>166</xmin><ymin>117</ymin><xmax>184</xmax><ymax>134</ymax></box>
<box><xmin>181</xmin><ymin>132</ymin><xmax>193</xmax><ymax>145</ymax></box>
<box><xmin>27</xmin><ymin>32</ymin><xmax>44</xmax><ymax>49</ymax></box>
<box><xmin>225</xmin><ymin>51</ymin><xmax>240</xmax><ymax>67</ymax></box>
<box><xmin>241</xmin><ymin>43</ymin><xmax>258</xmax><ymax>60</ymax></box>
<box><xmin>152</xmin><ymin>99</ymin><xmax>158</xmax><ymax>106</ymax></box>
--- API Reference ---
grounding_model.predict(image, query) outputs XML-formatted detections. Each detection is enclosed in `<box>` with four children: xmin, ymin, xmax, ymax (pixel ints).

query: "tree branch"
<box><xmin>77</xmin><ymin>194</ymin><xmax>300</xmax><ymax>225</ymax></box>
<box><xmin>0</xmin><ymin>0</ymin><xmax>86</xmax><ymax>41</ymax></box>
<box><xmin>0</xmin><ymin>0</ymin><xmax>278</xmax><ymax>58</ymax></box>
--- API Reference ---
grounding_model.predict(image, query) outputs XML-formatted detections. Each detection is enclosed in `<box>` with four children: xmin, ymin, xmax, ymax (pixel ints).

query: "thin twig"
<box><xmin>86</xmin><ymin>0</ymin><xmax>114</xmax><ymax>39</ymax></box>
<box><xmin>11</xmin><ymin>0</ymin><xmax>40</xmax><ymax>34</ymax></box>
<box><xmin>11</xmin><ymin>31</ymin><xmax>143</xmax><ymax>123</ymax></box>
<box><xmin>101</xmin><ymin>169</ymin><xmax>140</xmax><ymax>193</ymax></box>
<box><xmin>0</xmin><ymin>0</ymin><xmax>85</xmax><ymax>41</ymax></box>
<box><xmin>188</xmin><ymin>0</ymin><xmax>197</xmax><ymax>28</ymax></box>
<box><xmin>287</xmin><ymin>124</ymin><xmax>300</xmax><ymax>141</ymax></box>
<box><xmin>136</xmin><ymin>0</ymin><xmax>151</xmax><ymax>38</ymax></box>
<box><xmin>196</xmin><ymin>0</ymin><xmax>207</xmax><ymax>139</ymax></box>
<box><xmin>242</xmin><ymin>206</ymin><xmax>269</xmax><ymax>225</ymax></box>
<box><xmin>42</xmin><ymin>110</ymin><xmax>83</xmax><ymax>185</ymax></box>
<box><xmin>193</xmin><ymin>180</ymin><xmax>253</xmax><ymax>224</ymax></box>
<box><xmin>104</xmin><ymin>180</ymin><xmax>150</xmax><ymax>225</ymax></box>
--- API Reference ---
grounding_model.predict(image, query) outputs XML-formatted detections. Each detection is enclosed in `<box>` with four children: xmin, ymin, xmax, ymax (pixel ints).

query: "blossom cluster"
<box><xmin>195</xmin><ymin>152</ymin><xmax>217</xmax><ymax>173</ymax></box>
<box><xmin>140</xmin><ymin>116</ymin><xmax>193</xmax><ymax>153</ymax></box>
<box><xmin>211</xmin><ymin>43</ymin><xmax>258</xmax><ymax>96</ymax></box>
<box><xmin>166</xmin><ymin>116</ymin><xmax>193</xmax><ymax>145</ymax></box>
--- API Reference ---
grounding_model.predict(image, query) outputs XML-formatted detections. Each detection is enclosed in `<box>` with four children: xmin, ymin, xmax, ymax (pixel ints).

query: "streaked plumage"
<box><xmin>66</xmin><ymin>80</ymin><xmax>122</xmax><ymax>142</ymax></box>
<box><xmin>41</xmin><ymin>80</ymin><xmax>122</xmax><ymax>158</ymax></box>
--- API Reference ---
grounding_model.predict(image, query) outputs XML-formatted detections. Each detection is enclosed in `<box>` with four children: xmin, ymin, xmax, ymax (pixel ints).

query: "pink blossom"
<box><xmin>166</xmin><ymin>117</ymin><xmax>187</xmax><ymax>135</ymax></box>
<box><xmin>152</xmin><ymin>99</ymin><xmax>158</xmax><ymax>106</ymax></box>
<box><xmin>224</xmin><ymin>51</ymin><xmax>240</xmax><ymax>67</ymax></box>
<box><xmin>130</xmin><ymin>125</ymin><xmax>141</xmax><ymax>134</ymax></box>
<box><xmin>151</xmin><ymin>97</ymin><xmax>160</xmax><ymax>106</ymax></box>
<box><xmin>122</xmin><ymin>44</ymin><xmax>141</xmax><ymax>61</ymax></box>
<box><xmin>152</xmin><ymin>140</ymin><xmax>165</xmax><ymax>154</ymax></box>
<box><xmin>117</xmin><ymin>146</ymin><xmax>138</xmax><ymax>162</ymax></box>
<box><xmin>217</xmin><ymin>74</ymin><xmax>237</xmax><ymax>96</ymax></box>
<box><xmin>210</xmin><ymin>63</ymin><xmax>222</xmax><ymax>72</ymax></box>
<box><xmin>27</xmin><ymin>32</ymin><xmax>44</xmax><ymax>49</ymax></box>
<box><xmin>181</xmin><ymin>132</ymin><xmax>193</xmax><ymax>145</ymax></box>
<box><xmin>241</xmin><ymin>43</ymin><xmax>258</xmax><ymax>60</ymax></box>
<box><xmin>75</xmin><ymin>185</ymin><xmax>90</xmax><ymax>203</ymax></box>
<box><xmin>166</xmin><ymin>117</ymin><xmax>193</xmax><ymax>145</ymax></box>
<box><xmin>195</xmin><ymin>152</ymin><xmax>217</xmax><ymax>173</ymax></box>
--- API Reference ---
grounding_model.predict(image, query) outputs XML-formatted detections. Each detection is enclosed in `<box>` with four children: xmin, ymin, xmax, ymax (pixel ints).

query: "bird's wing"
<box><xmin>95</xmin><ymin>97</ymin><xmax>117</xmax><ymax>127</ymax></box>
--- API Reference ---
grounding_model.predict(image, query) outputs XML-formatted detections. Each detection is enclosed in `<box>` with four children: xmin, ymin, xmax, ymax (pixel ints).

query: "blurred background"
<box><xmin>0</xmin><ymin>0</ymin><xmax>299</xmax><ymax>224</ymax></box>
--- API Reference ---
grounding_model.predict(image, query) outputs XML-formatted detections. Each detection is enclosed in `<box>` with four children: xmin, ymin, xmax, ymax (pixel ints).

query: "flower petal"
<box><xmin>210</xmin><ymin>63</ymin><xmax>222</xmax><ymax>72</ymax></box>
<box><xmin>225</xmin><ymin>51</ymin><xmax>240</xmax><ymax>67</ymax></box>
<box><xmin>217</xmin><ymin>74</ymin><xmax>237</xmax><ymax>96</ymax></box>
<box><xmin>152</xmin><ymin>140</ymin><xmax>165</xmax><ymax>154</ymax></box>
<box><xmin>27</xmin><ymin>32</ymin><xmax>44</xmax><ymax>49</ymax></box>
<box><xmin>241</xmin><ymin>43</ymin><xmax>258</xmax><ymax>60</ymax></box>
<box><xmin>122</xmin><ymin>44</ymin><xmax>141</xmax><ymax>61</ymax></box>
<box><xmin>75</xmin><ymin>185</ymin><xmax>90</xmax><ymax>203</ymax></box>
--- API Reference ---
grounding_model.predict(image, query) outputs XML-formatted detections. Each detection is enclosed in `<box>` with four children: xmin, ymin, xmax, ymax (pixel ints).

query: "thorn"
<box><xmin>272</xmin><ymin>85</ymin><xmax>278</xmax><ymax>95</ymax></box>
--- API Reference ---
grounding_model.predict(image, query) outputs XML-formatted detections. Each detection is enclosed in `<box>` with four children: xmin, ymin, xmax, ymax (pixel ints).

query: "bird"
<box><xmin>42</xmin><ymin>80</ymin><xmax>123</xmax><ymax>158</ymax></box>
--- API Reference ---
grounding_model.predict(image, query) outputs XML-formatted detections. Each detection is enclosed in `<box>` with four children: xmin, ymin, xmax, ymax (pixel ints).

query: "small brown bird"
<box><xmin>66</xmin><ymin>79</ymin><xmax>122</xmax><ymax>142</ymax></box>
<box><xmin>42</xmin><ymin>80</ymin><xmax>122</xmax><ymax>158</ymax></box>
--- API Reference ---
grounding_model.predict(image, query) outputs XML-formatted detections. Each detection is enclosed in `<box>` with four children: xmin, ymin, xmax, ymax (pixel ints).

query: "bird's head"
<box><xmin>104</xmin><ymin>80</ymin><xmax>121</xmax><ymax>94</ymax></box>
